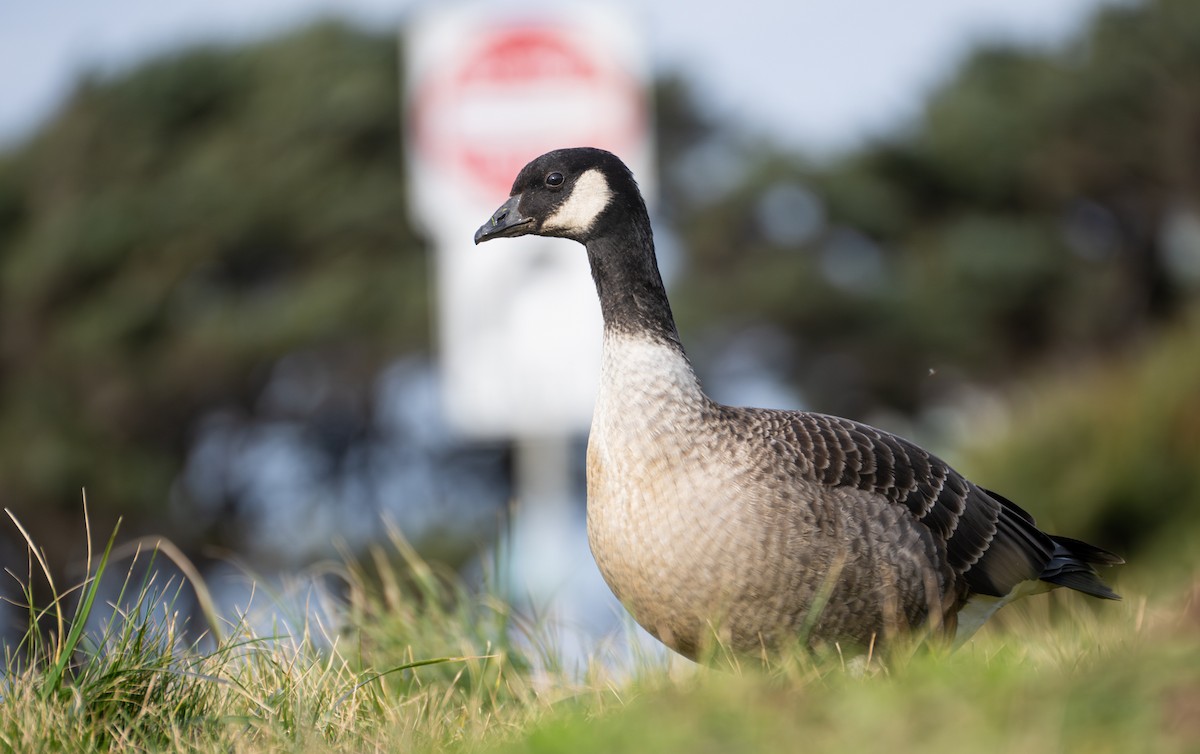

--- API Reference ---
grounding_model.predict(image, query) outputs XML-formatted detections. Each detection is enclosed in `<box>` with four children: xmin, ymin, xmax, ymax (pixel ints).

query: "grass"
<box><xmin>503</xmin><ymin>589</ymin><xmax>1200</xmax><ymax>754</ymax></box>
<box><xmin>0</xmin><ymin>508</ymin><xmax>565</xmax><ymax>752</ymax></box>
<box><xmin>1</xmin><ymin>505</ymin><xmax>1197</xmax><ymax>754</ymax></box>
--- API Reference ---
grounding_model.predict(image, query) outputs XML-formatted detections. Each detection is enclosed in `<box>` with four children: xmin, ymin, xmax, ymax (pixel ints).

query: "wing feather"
<box><xmin>778</xmin><ymin>412</ymin><xmax>1051</xmax><ymax>598</ymax></box>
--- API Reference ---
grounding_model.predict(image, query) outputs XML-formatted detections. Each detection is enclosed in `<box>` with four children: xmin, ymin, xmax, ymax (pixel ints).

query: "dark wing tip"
<box><xmin>1041</xmin><ymin>535</ymin><xmax>1124</xmax><ymax>600</ymax></box>
<box><xmin>1042</xmin><ymin>569</ymin><xmax>1122</xmax><ymax>600</ymax></box>
<box><xmin>1049</xmin><ymin>534</ymin><xmax>1126</xmax><ymax>566</ymax></box>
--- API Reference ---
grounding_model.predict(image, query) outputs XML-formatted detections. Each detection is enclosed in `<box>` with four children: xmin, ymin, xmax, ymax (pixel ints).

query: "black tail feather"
<box><xmin>1048</xmin><ymin>534</ymin><xmax>1125</xmax><ymax>566</ymax></box>
<box><xmin>1041</xmin><ymin>535</ymin><xmax>1123</xmax><ymax>600</ymax></box>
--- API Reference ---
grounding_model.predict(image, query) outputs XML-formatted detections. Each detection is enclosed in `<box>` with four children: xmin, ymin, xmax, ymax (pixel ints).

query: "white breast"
<box><xmin>587</xmin><ymin>332</ymin><xmax>707</xmax><ymax>506</ymax></box>
<box><xmin>585</xmin><ymin>332</ymin><xmax>730</xmax><ymax>648</ymax></box>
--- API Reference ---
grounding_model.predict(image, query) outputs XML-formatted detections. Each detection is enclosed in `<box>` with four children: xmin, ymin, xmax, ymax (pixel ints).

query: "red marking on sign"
<box><xmin>456</xmin><ymin>30</ymin><xmax>598</xmax><ymax>84</ymax></box>
<box><xmin>411</xmin><ymin>24</ymin><xmax>645</xmax><ymax>199</ymax></box>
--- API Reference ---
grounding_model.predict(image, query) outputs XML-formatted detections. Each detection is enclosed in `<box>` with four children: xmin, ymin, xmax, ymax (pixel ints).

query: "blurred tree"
<box><xmin>960</xmin><ymin>308</ymin><xmax>1200</xmax><ymax>563</ymax></box>
<box><xmin>670</xmin><ymin>0</ymin><xmax>1200</xmax><ymax>421</ymax></box>
<box><xmin>0</xmin><ymin>23</ymin><xmax>433</xmax><ymax>566</ymax></box>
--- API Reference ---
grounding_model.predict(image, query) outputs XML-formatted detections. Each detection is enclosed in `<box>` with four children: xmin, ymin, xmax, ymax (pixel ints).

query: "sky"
<box><xmin>1</xmin><ymin>0</ymin><xmax>1122</xmax><ymax>155</ymax></box>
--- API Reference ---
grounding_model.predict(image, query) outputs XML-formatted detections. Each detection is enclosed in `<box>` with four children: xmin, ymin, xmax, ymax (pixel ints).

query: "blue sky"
<box><xmin>1</xmin><ymin>0</ymin><xmax>1119</xmax><ymax>154</ymax></box>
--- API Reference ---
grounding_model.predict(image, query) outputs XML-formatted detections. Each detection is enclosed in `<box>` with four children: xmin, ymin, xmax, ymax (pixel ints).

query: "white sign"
<box><xmin>405</xmin><ymin>3</ymin><xmax>653</xmax><ymax>438</ymax></box>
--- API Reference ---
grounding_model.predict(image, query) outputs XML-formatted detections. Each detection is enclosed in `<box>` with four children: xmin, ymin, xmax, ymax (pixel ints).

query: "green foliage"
<box><xmin>672</xmin><ymin>0</ymin><xmax>1200</xmax><ymax>418</ymax></box>
<box><xmin>0</xmin><ymin>22</ymin><xmax>427</xmax><ymax>526</ymax></box>
<box><xmin>960</xmin><ymin>307</ymin><xmax>1200</xmax><ymax>569</ymax></box>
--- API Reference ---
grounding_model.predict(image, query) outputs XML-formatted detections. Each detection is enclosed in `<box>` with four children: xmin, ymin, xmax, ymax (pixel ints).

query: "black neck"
<box><xmin>584</xmin><ymin>213</ymin><xmax>682</xmax><ymax>347</ymax></box>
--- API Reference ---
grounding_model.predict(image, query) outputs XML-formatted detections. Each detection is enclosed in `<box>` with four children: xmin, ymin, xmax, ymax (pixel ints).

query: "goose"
<box><xmin>474</xmin><ymin>147</ymin><xmax>1122</xmax><ymax>659</ymax></box>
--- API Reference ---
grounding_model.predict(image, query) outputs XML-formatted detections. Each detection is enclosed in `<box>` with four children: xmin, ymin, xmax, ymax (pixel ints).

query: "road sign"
<box><xmin>405</xmin><ymin>3</ymin><xmax>654</xmax><ymax>438</ymax></box>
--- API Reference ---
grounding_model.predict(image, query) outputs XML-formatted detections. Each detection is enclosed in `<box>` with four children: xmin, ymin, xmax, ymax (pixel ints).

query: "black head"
<box><xmin>474</xmin><ymin>147</ymin><xmax>675</xmax><ymax>341</ymax></box>
<box><xmin>474</xmin><ymin>147</ymin><xmax>645</xmax><ymax>246</ymax></box>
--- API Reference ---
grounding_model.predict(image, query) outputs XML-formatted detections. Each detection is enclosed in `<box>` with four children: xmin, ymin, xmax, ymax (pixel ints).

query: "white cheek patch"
<box><xmin>542</xmin><ymin>169</ymin><xmax>612</xmax><ymax>233</ymax></box>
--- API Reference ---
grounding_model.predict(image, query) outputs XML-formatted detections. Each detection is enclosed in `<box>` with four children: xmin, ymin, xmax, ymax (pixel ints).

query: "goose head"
<box><xmin>474</xmin><ymin>147</ymin><xmax>645</xmax><ymax>246</ymax></box>
<box><xmin>474</xmin><ymin>147</ymin><xmax>673</xmax><ymax>340</ymax></box>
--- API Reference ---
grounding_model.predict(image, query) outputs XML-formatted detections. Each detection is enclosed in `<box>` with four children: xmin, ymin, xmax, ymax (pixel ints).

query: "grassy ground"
<box><xmin>493</xmin><ymin>588</ymin><xmax>1200</xmax><ymax>754</ymax></box>
<box><xmin>1</xmin><ymin>509</ymin><xmax>1196</xmax><ymax>754</ymax></box>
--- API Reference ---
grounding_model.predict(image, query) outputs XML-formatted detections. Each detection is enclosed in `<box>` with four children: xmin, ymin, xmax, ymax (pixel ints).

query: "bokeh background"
<box><xmin>1</xmin><ymin>0</ymin><xmax>1198</xmax><ymax>648</ymax></box>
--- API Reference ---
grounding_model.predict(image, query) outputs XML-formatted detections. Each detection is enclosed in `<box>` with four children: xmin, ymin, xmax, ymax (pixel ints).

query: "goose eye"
<box><xmin>545</xmin><ymin>172</ymin><xmax>564</xmax><ymax>187</ymax></box>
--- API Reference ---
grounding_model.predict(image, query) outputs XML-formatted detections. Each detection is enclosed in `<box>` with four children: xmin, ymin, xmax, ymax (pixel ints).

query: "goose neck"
<box><xmin>585</xmin><ymin>223</ymin><xmax>680</xmax><ymax>344</ymax></box>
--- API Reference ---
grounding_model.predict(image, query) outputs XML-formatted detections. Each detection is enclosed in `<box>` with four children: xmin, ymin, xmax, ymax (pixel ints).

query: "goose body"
<box><xmin>474</xmin><ymin>147</ymin><xmax>1121</xmax><ymax>658</ymax></box>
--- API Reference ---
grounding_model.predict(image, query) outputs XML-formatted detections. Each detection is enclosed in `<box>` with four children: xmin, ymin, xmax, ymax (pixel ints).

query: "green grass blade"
<box><xmin>38</xmin><ymin>519</ymin><xmax>121</xmax><ymax>701</ymax></box>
